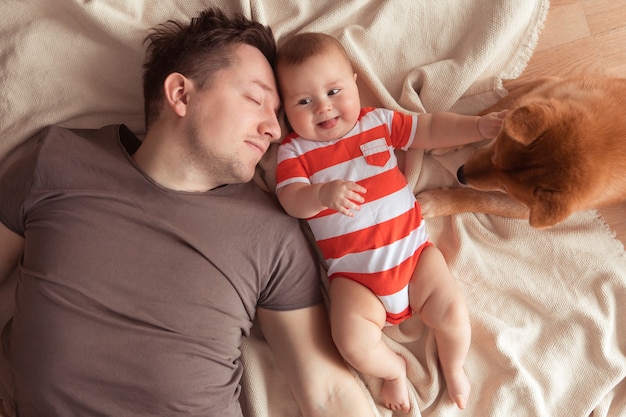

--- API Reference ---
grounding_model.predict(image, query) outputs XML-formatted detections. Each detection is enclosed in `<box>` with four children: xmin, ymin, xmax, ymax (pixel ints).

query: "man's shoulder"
<box><xmin>3</xmin><ymin>124</ymin><xmax>137</xmax><ymax>192</ymax></box>
<box><xmin>36</xmin><ymin>123</ymin><xmax>124</xmax><ymax>141</ymax></box>
<box><xmin>21</xmin><ymin>124</ymin><xmax>132</xmax><ymax>157</ymax></box>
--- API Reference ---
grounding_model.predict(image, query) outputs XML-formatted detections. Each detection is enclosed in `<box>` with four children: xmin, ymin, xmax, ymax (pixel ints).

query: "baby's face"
<box><xmin>278</xmin><ymin>48</ymin><xmax>361</xmax><ymax>142</ymax></box>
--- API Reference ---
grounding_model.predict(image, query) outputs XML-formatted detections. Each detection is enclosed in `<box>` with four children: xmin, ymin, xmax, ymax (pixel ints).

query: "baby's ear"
<box><xmin>504</xmin><ymin>102</ymin><xmax>554</xmax><ymax>146</ymax></box>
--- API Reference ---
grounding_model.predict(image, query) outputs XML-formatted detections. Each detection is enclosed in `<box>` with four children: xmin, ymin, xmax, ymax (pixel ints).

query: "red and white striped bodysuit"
<box><xmin>276</xmin><ymin>107</ymin><xmax>431</xmax><ymax>324</ymax></box>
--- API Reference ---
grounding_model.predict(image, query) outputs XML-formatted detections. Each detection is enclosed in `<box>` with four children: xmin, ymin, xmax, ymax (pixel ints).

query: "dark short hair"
<box><xmin>142</xmin><ymin>7</ymin><xmax>276</xmax><ymax>129</ymax></box>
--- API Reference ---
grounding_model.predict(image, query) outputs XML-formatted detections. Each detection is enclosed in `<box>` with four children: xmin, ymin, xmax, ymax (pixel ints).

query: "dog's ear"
<box><xmin>503</xmin><ymin>103</ymin><xmax>553</xmax><ymax>146</ymax></box>
<box><xmin>528</xmin><ymin>189</ymin><xmax>571</xmax><ymax>228</ymax></box>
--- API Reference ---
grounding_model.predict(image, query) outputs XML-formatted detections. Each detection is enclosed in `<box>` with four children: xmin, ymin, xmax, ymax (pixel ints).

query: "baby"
<box><xmin>275</xmin><ymin>32</ymin><xmax>504</xmax><ymax>412</ymax></box>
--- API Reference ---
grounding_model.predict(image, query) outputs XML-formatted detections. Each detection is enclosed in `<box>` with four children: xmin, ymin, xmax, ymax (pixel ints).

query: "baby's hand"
<box><xmin>319</xmin><ymin>180</ymin><xmax>366</xmax><ymax>217</ymax></box>
<box><xmin>477</xmin><ymin>110</ymin><xmax>508</xmax><ymax>139</ymax></box>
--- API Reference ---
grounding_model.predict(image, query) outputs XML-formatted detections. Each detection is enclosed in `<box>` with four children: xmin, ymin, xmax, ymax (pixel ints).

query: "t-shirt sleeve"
<box><xmin>0</xmin><ymin>132</ymin><xmax>45</xmax><ymax>236</ymax></box>
<box><xmin>257</xmin><ymin>219</ymin><xmax>322</xmax><ymax>311</ymax></box>
<box><xmin>388</xmin><ymin>109</ymin><xmax>418</xmax><ymax>151</ymax></box>
<box><xmin>275</xmin><ymin>139</ymin><xmax>312</xmax><ymax>191</ymax></box>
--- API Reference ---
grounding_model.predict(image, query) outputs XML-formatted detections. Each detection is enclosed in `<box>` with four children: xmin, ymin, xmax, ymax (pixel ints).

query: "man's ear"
<box><xmin>163</xmin><ymin>72</ymin><xmax>190</xmax><ymax>117</ymax></box>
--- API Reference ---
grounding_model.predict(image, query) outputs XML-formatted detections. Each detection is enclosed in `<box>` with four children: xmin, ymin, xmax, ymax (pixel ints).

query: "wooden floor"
<box><xmin>503</xmin><ymin>0</ymin><xmax>626</xmax><ymax>246</ymax></box>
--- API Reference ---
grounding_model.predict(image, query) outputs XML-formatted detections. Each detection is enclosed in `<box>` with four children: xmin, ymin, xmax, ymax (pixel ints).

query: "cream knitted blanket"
<box><xmin>1</xmin><ymin>1</ymin><xmax>625</xmax><ymax>417</ymax></box>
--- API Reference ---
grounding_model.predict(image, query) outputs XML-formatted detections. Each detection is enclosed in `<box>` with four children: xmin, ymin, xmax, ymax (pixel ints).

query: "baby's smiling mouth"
<box><xmin>317</xmin><ymin>117</ymin><xmax>339</xmax><ymax>129</ymax></box>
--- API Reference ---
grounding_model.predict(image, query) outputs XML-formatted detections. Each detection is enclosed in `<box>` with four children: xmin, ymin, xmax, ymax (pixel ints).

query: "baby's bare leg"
<box><xmin>329</xmin><ymin>278</ymin><xmax>411</xmax><ymax>413</ymax></box>
<box><xmin>409</xmin><ymin>246</ymin><xmax>471</xmax><ymax>409</ymax></box>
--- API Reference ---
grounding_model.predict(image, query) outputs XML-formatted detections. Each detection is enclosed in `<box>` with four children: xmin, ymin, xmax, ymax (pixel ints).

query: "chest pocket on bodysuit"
<box><xmin>359</xmin><ymin>138</ymin><xmax>390</xmax><ymax>167</ymax></box>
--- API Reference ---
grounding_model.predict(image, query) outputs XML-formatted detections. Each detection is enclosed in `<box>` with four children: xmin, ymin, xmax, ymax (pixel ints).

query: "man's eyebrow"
<box><xmin>252</xmin><ymin>79</ymin><xmax>275</xmax><ymax>93</ymax></box>
<box><xmin>251</xmin><ymin>80</ymin><xmax>281</xmax><ymax>111</ymax></box>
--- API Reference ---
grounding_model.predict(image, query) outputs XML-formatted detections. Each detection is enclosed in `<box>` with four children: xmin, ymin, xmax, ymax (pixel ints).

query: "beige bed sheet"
<box><xmin>1</xmin><ymin>1</ymin><xmax>625</xmax><ymax>417</ymax></box>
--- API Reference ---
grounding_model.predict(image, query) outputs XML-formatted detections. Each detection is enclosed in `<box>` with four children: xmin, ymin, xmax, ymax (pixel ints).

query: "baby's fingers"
<box><xmin>320</xmin><ymin>180</ymin><xmax>366</xmax><ymax>216</ymax></box>
<box><xmin>346</xmin><ymin>189</ymin><xmax>365</xmax><ymax>204</ymax></box>
<box><xmin>346</xmin><ymin>182</ymin><xmax>366</xmax><ymax>202</ymax></box>
<box><xmin>340</xmin><ymin>183</ymin><xmax>366</xmax><ymax>215</ymax></box>
<box><xmin>348</xmin><ymin>181</ymin><xmax>367</xmax><ymax>194</ymax></box>
<box><xmin>336</xmin><ymin>198</ymin><xmax>361</xmax><ymax>217</ymax></box>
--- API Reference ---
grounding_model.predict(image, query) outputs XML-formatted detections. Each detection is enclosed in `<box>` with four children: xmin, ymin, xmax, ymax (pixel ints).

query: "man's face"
<box><xmin>184</xmin><ymin>43</ymin><xmax>281</xmax><ymax>187</ymax></box>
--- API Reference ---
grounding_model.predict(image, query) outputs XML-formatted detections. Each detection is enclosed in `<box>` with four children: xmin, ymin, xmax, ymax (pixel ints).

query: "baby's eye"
<box><xmin>328</xmin><ymin>88</ymin><xmax>340</xmax><ymax>96</ymax></box>
<box><xmin>297</xmin><ymin>98</ymin><xmax>312</xmax><ymax>105</ymax></box>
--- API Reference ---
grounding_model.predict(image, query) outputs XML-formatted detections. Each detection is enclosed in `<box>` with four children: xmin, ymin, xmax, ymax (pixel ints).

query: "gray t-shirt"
<box><xmin>0</xmin><ymin>125</ymin><xmax>321</xmax><ymax>416</ymax></box>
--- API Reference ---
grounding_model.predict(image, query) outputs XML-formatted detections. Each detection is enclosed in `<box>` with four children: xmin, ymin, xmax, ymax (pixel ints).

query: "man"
<box><xmin>0</xmin><ymin>8</ymin><xmax>373</xmax><ymax>417</ymax></box>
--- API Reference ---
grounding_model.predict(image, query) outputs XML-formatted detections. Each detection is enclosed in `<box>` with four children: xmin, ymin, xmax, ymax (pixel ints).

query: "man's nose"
<box><xmin>261</xmin><ymin>112</ymin><xmax>281</xmax><ymax>141</ymax></box>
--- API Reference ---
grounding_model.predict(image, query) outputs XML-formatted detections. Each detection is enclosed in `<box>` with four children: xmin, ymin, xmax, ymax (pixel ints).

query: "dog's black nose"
<box><xmin>457</xmin><ymin>166</ymin><xmax>467</xmax><ymax>184</ymax></box>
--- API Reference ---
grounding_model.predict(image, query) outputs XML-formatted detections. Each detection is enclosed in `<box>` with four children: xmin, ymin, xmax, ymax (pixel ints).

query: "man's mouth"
<box><xmin>246</xmin><ymin>140</ymin><xmax>267</xmax><ymax>156</ymax></box>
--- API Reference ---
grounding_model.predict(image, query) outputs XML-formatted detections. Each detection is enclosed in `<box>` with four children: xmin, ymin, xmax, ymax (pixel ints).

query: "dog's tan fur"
<box><xmin>417</xmin><ymin>76</ymin><xmax>626</xmax><ymax>228</ymax></box>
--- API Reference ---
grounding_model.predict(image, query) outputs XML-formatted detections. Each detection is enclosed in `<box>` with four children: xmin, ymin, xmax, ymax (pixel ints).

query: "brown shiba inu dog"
<box><xmin>417</xmin><ymin>76</ymin><xmax>626</xmax><ymax>228</ymax></box>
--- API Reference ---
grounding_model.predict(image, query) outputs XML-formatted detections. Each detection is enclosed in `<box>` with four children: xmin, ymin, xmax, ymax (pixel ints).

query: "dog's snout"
<box><xmin>457</xmin><ymin>165</ymin><xmax>467</xmax><ymax>185</ymax></box>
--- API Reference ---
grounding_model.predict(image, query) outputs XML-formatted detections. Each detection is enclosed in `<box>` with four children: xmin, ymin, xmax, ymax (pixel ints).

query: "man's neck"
<box><xmin>132</xmin><ymin>128</ymin><xmax>219</xmax><ymax>192</ymax></box>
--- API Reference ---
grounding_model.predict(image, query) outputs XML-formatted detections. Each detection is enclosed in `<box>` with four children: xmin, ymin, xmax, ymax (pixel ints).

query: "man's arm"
<box><xmin>257</xmin><ymin>304</ymin><xmax>375</xmax><ymax>417</ymax></box>
<box><xmin>0</xmin><ymin>222</ymin><xmax>24</xmax><ymax>284</ymax></box>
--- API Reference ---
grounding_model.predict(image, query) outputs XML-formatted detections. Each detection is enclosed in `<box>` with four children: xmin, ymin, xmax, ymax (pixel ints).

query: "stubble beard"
<box><xmin>185</xmin><ymin>124</ymin><xmax>254</xmax><ymax>186</ymax></box>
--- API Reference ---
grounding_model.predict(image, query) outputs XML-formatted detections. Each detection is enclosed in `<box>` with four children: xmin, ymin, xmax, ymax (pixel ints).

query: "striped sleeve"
<box><xmin>389</xmin><ymin>110</ymin><xmax>418</xmax><ymax>150</ymax></box>
<box><xmin>276</xmin><ymin>138</ymin><xmax>311</xmax><ymax>190</ymax></box>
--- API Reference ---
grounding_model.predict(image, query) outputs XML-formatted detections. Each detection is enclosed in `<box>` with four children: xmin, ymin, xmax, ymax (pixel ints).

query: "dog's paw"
<box><xmin>416</xmin><ymin>189</ymin><xmax>454</xmax><ymax>218</ymax></box>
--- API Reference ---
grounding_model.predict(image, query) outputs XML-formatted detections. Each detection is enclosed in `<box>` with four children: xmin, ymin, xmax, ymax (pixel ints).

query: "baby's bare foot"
<box><xmin>446</xmin><ymin>368</ymin><xmax>471</xmax><ymax>409</ymax></box>
<box><xmin>382</xmin><ymin>357</ymin><xmax>410</xmax><ymax>413</ymax></box>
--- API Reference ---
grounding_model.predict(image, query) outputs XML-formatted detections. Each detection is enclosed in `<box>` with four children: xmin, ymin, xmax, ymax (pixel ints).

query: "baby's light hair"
<box><xmin>277</xmin><ymin>32</ymin><xmax>352</xmax><ymax>69</ymax></box>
